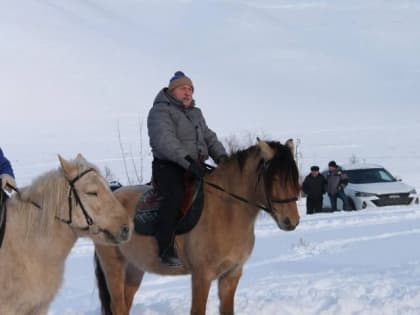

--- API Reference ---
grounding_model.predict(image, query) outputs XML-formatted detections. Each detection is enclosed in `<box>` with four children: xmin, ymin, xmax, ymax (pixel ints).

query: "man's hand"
<box><xmin>0</xmin><ymin>174</ymin><xmax>16</xmax><ymax>192</ymax></box>
<box><xmin>187</xmin><ymin>161</ymin><xmax>205</xmax><ymax>180</ymax></box>
<box><xmin>216</xmin><ymin>155</ymin><xmax>228</xmax><ymax>165</ymax></box>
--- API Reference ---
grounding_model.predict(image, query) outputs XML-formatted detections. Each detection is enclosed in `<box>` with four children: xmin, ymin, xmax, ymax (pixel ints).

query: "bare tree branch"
<box><xmin>117</xmin><ymin>121</ymin><xmax>131</xmax><ymax>184</ymax></box>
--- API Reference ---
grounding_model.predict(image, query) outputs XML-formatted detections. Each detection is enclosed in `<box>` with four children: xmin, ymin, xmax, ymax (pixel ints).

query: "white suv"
<box><xmin>322</xmin><ymin>163</ymin><xmax>419</xmax><ymax>210</ymax></box>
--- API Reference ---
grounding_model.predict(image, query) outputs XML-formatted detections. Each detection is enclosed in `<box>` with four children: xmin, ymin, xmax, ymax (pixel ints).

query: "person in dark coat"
<box><xmin>0</xmin><ymin>147</ymin><xmax>16</xmax><ymax>192</ymax></box>
<box><xmin>326</xmin><ymin>160</ymin><xmax>349</xmax><ymax>211</ymax></box>
<box><xmin>302</xmin><ymin>165</ymin><xmax>326</xmax><ymax>214</ymax></box>
<box><xmin>147</xmin><ymin>71</ymin><xmax>227</xmax><ymax>266</ymax></box>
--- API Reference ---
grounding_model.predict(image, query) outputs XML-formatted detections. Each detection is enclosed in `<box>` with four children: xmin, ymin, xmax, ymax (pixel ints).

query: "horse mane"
<box><xmin>227</xmin><ymin>141</ymin><xmax>300</xmax><ymax>194</ymax></box>
<box><xmin>15</xmin><ymin>157</ymin><xmax>99</xmax><ymax>237</ymax></box>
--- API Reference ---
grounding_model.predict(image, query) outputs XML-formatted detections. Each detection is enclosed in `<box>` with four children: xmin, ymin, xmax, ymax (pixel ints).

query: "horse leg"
<box><xmin>95</xmin><ymin>245</ymin><xmax>129</xmax><ymax>315</ymax></box>
<box><xmin>123</xmin><ymin>263</ymin><xmax>144</xmax><ymax>311</ymax></box>
<box><xmin>191</xmin><ymin>271</ymin><xmax>212</xmax><ymax>315</ymax></box>
<box><xmin>218</xmin><ymin>267</ymin><xmax>243</xmax><ymax>315</ymax></box>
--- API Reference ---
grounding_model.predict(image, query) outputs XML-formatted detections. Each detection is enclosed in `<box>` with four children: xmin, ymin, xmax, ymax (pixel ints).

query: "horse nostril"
<box><xmin>120</xmin><ymin>225</ymin><xmax>130</xmax><ymax>241</ymax></box>
<box><xmin>283</xmin><ymin>217</ymin><xmax>291</xmax><ymax>227</ymax></box>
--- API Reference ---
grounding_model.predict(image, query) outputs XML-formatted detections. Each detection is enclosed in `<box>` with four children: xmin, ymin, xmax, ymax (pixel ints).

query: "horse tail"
<box><xmin>94</xmin><ymin>251</ymin><xmax>113</xmax><ymax>315</ymax></box>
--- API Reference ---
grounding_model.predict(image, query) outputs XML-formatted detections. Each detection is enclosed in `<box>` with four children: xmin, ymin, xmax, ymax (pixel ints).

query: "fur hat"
<box><xmin>168</xmin><ymin>71</ymin><xmax>194</xmax><ymax>91</ymax></box>
<box><xmin>310</xmin><ymin>165</ymin><xmax>320</xmax><ymax>171</ymax></box>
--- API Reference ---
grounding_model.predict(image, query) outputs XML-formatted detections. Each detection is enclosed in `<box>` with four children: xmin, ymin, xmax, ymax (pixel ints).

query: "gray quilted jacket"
<box><xmin>326</xmin><ymin>169</ymin><xmax>349</xmax><ymax>195</ymax></box>
<box><xmin>147</xmin><ymin>88</ymin><xmax>227</xmax><ymax>169</ymax></box>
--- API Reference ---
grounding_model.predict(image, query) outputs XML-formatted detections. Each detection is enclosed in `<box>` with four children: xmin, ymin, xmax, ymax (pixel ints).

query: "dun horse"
<box><xmin>94</xmin><ymin>140</ymin><xmax>300</xmax><ymax>315</ymax></box>
<box><xmin>0</xmin><ymin>154</ymin><xmax>133</xmax><ymax>315</ymax></box>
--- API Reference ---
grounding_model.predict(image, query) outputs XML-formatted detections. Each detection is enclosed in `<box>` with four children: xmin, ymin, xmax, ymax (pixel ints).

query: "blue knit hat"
<box><xmin>168</xmin><ymin>71</ymin><xmax>194</xmax><ymax>91</ymax></box>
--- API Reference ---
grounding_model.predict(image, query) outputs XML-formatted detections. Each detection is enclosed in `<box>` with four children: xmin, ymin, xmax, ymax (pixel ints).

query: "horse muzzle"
<box><xmin>96</xmin><ymin>223</ymin><xmax>133</xmax><ymax>244</ymax></box>
<box><xmin>276</xmin><ymin>216</ymin><xmax>299</xmax><ymax>231</ymax></box>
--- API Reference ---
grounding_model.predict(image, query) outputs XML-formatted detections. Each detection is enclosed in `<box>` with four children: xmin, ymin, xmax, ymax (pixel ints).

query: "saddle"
<box><xmin>133</xmin><ymin>177</ymin><xmax>204</xmax><ymax>235</ymax></box>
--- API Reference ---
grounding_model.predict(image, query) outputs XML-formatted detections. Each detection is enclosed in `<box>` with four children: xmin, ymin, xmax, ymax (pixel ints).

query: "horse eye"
<box><xmin>86</xmin><ymin>192</ymin><xmax>98</xmax><ymax>197</ymax></box>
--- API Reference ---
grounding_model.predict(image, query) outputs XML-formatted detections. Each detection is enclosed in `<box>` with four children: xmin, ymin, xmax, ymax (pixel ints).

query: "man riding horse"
<box><xmin>147</xmin><ymin>71</ymin><xmax>227</xmax><ymax>266</ymax></box>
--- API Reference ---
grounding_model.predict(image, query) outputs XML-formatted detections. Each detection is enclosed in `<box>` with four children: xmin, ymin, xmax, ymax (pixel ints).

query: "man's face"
<box><xmin>328</xmin><ymin>166</ymin><xmax>336</xmax><ymax>172</ymax></box>
<box><xmin>311</xmin><ymin>170</ymin><xmax>319</xmax><ymax>177</ymax></box>
<box><xmin>171</xmin><ymin>85</ymin><xmax>193</xmax><ymax>108</ymax></box>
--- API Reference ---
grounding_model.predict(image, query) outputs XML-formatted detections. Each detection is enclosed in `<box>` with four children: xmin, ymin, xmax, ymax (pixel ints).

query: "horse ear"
<box><xmin>75</xmin><ymin>153</ymin><xmax>88</xmax><ymax>163</ymax></box>
<box><xmin>58</xmin><ymin>154</ymin><xmax>75</xmax><ymax>178</ymax></box>
<box><xmin>285</xmin><ymin>138</ymin><xmax>295</xmax><ymax>155</ymax></box>
<box><xmin>257</xmin><ymin>139</ymin><xmax>275</xmax><ymax>161</ymax></box>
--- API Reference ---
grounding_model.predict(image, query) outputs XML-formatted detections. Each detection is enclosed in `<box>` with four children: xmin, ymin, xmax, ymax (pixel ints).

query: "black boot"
<box><xmin>159</xmin><ymin>246</ymin><xmax>182</xmax><ymax>267</ymax></box>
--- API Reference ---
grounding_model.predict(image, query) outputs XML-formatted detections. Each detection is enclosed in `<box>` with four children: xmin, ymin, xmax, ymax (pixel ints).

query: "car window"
<box><xmin>377</xmin><ymin>169</ymin><xmax>395</xmax><ymax>182</ymax></box>
<box><xmin>345</xmin><ymin>168</ymin><xmax>396</xmax><ymax>184</ymax></box>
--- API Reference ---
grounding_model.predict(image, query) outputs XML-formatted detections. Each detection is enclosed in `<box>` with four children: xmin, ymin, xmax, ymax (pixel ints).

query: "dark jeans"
<box><xmin>328</xmin><ymin>191</ymin><xmax>349</xmax><ymax>211</ymax></box>
<box><xmin>152</xmin><ymin>159</ymin><xmax>186</xmax><ymax>256</ymax></box>
<box><xmin>306</xmin><ymin>197</ymin><xmax>323</xmax><ymax>214</ymax></box>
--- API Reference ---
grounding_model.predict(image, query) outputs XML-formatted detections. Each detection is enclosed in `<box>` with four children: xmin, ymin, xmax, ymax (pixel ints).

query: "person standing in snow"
<box><xmin>326</xmin><ymin>160</ymin><xmax>349</xmax><ymax>211</ymax></box>
<box><xmin>147</xmin><ymin>71</ymin><xmax>227</xmax><ymax>267</ymax></box>
<box><xmin>302</xmin><ymin>165</ymin><xmax>326</xmax><ymax>214</ymax></box>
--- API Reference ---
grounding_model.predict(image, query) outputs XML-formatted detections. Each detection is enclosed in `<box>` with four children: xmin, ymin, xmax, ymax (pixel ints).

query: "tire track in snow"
<box><xmin>249</xmin><ymin>228</ymin><xmax>420</xmax><ymax>267</ymax></box>
<box><xmin>256</xmin><ymin>206</ymin><xmax>420</xmax><ymax>236</ymax></box>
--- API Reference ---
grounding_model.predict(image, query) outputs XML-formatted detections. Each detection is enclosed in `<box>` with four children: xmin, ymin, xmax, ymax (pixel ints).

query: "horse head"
<box><xmin>58</xmin><ymin>154</ymin><xmax>133</xmax><ymax>244</ymax></box>
<box><xmin>256</xmin><ymin>139</ymin><xmax>300</xmax><ymax>231</ymax></box>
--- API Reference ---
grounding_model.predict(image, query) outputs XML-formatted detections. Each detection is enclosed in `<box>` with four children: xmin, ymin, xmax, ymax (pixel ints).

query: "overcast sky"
<box><xmin>1</xmin><ymin>0</ymin><xmax>419</xmax><ymax>182</ymax></box>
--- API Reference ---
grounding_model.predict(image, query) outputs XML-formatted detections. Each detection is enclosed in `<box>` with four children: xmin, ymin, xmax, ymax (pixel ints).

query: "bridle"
<box><xmin>0</xmin><ymin>168</ymin><xmax>96</xmax><ymax>248</ymax></box>
<box><xmin>0</xmin><ymin>168</ymin><xmax>121</xmax><ymax>248</ymax></box>
<box><xmin>55</xmin><ymin>168</ymin><xmax>96</xmax><ymax>231</ymax></box>
<box><xmin>258</xmin><ymin>160</ymin><xmax>298</xmax><ymax>213</ymax></box>
<box><xmin>1</xmin><ymin>167</ymin><xmax>120</xmax><ymax>245</ymax></box>
<box><xmin>9</xmin><ymin>168</ymin><xmax>98</xmax><ymax>231</ymax></box>
<box><xmin>204</xmin><ymin>160</ymin><xmax>298</xmax><ymax>214</ymax></box>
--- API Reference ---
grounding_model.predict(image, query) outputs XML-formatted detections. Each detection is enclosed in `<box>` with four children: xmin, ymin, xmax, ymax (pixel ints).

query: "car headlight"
<box><xmin>409</xmin><ymin>189</ymin><xmax>417</xmax><ymax>194</ymax></box>
<box><xmin>355</xmin><ymin>191</ymin><xmax>377</xmax><ymax>197</ymax></box>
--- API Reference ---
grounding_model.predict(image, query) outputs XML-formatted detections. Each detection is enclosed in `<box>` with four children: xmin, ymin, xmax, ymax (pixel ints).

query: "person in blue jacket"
<box><xmin>0</xmin><ymin>148</ymin><xmax>16</xmax><ymax>192</ymax></box>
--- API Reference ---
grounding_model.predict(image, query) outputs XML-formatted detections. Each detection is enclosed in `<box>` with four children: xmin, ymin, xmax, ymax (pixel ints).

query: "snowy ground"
<box><xmin>49</xmin><ymin>202</ymin><xmax>420</xmax><ymax>315</ymax></box>
<box><xmin>1</xmin><ymin>0</ymin><xmax>420</xmax><ymax>314</ymax></box>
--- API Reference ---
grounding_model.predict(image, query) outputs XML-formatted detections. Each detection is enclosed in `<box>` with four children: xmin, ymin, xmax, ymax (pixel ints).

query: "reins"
<box><xmin>3</xmin><ymin>183</ymin><xmax>41</xmax><ymax>209</ymax></box>
<box><xmin>0</xmin><ymin>185</ymin><xmax>9</xmax><ymax>248</ymax></box>
<box><xmin>0</xmin><ymin>181</ymin><xmax>35</xmax><ymax>248</ymax></box>
<box><xmin>204</xmin><ymin>180</ymin><xmax>277</xmax><ymax>213</ymax></box>
<box><xmin>203</xmin><ymin>162</ymin><xmax>298</xmax><ymax>214</ymax></box>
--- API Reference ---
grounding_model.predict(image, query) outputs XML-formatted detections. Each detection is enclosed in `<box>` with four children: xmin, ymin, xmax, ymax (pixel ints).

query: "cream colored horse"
<box><xmin>0</xmin><ymin>154</ymin><xmax>133</xmax><ymax>315</ymax></box>
<box><xmin>95</xmin><ymin>140</ymin><xmax>300</xmax><ymax>315</ymax></box>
